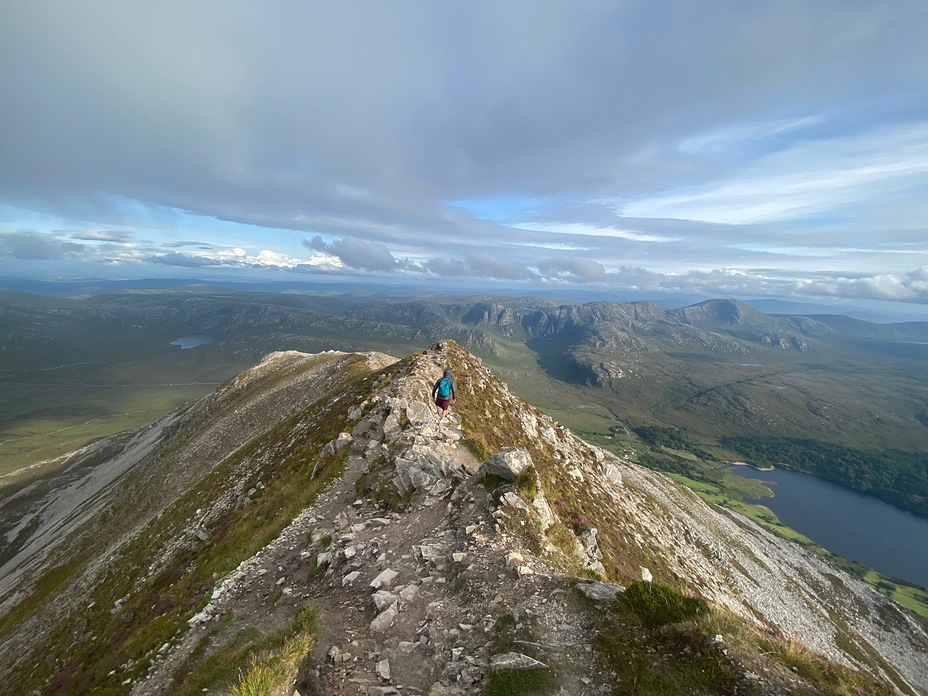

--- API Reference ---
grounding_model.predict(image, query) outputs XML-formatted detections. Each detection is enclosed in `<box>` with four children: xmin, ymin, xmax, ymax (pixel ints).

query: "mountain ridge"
<box><xmin>1</xmin><ymin>340</ymin><xmax>926</xmax><ymax>694</ymax></box>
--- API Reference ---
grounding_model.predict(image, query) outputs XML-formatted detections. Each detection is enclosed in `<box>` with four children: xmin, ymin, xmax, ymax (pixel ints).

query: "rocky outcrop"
<box><xmin>2</xmin><ymin>341</ymin><xmax>926</xmax><ymax>696</ymax></box>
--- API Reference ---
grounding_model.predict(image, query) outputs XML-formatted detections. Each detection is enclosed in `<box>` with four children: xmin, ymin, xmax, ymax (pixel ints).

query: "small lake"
<box><xmin>170</xmin><ymin>336</ymin><xmax>214</xmax><ymax>350</ymax></box>
<box><xmin>730</xmin><ymin>466</ymin><xmax>928</xmax><ymax>589</ymax></box>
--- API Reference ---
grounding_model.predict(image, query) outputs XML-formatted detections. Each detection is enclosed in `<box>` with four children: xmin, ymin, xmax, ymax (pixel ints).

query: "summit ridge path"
<box><xmin>134</xmin><ymin>346</ymin><xmax>607</xmax><ymax>696</ymax></box>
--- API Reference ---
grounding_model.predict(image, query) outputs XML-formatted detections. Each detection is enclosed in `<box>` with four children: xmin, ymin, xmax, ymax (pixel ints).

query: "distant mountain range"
<box><xmin>2</xmin><ymin>289</ymin><xmax>927</xmax><ymax>517</ymax></box>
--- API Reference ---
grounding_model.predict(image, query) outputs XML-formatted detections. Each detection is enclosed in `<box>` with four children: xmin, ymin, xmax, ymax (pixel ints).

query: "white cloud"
<box><xmin>678</xmin><ymin>115</ymin><xmax>826</xmax><ymax>155</ymax></box>
<box><xmin>624</xmin><ymin>120</ymin><xmax>928</xmax><ymax>225</ymax></box>
<box><xmin>514</xmin><ymin>222</ymin><xmax>682</xmax><ymax>243</ymax></box>
<box><xmin>1</xmin><ymin>2</ymin><xmax>928</xmax><ymax>307</ymax></box>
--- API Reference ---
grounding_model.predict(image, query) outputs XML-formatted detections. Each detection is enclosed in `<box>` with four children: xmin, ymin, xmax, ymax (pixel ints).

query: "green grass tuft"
<box><xmin>485</xmin><ymin>669</ymin><xmax>554</xmax><ymax>696</ymax></box>
<box><xmin>617</xmin><ymin>582</ymin><xmax>709</xmax><ymax>628</ymax></box>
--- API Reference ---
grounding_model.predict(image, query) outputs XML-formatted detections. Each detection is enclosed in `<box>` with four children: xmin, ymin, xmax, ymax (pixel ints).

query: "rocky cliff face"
<box><xmin>1</xmin><ymin>341</ymin><xmax>926</xmax><ymax>695</ymax></box>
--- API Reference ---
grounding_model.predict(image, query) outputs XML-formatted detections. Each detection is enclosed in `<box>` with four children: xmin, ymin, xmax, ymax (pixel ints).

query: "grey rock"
<box><xmin>489</xmin><ymin>652</ymin><xmax>549</xmax><ymax>671</ymax></box>
<box><xmin>532</xmin><ymin>490</ymin><xmax>556</xmax><ymax>531</ymax></box>
<box><xmin>372</xmin><ymin>590</ymin><xmax>399</xmax><ymax>612</ymax></box>
<box><xmin>371</xmin><ymin>568</ymin><xmax>399</xmax><ymax>590</ymax></box>
<box><xmin>500</xmin><ymin>491</ymin><xmax>529</xmax><ymax>512</ymax></box>
<box><xmin>479</xmin><ymin>448</ymin><xmax>534</xmax><ymax>482</ymax></box>
<box><xmin>370</xmin><ymin>605</ymin><xmax>398</xmax><ymax>632</ymax></box>
<box><xmin>601</xmin><ymin>462</ymin><xmax>622</xmax><ymax>486</ymax></box>
<box><xmin>376</xmin><ymin>657</ymin><xmax>391</xmax><ymax>681</ymax></box>
<box><xmin>576</xmin><ymin>581</ymin><xmax>622</xmax><ymax>602</ymax></box>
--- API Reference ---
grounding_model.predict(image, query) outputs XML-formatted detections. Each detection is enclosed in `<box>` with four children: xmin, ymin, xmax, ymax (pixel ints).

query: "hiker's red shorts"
<box><xmin>435</xmin><ymin>397</ymin><xmax>451</xmax><ymax>410</ymax></box>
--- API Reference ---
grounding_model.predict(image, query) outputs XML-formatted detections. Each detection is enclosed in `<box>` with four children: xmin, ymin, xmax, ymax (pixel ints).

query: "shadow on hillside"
<box><xmin>525</xmin><ymin>336</ymin><xmax>594</xmax><ymax>386</ymax></box>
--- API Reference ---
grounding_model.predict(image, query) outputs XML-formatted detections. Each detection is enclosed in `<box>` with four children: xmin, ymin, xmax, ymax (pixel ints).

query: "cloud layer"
<box><xmin>1</xmin><ymin>1</ymin><xmax>927</xmax><ymax>305</ymax></box>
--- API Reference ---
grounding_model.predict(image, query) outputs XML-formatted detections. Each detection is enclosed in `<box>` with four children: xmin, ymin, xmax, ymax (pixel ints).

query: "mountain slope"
<box><xmin>0</xmin><ymin>342</ymin><xmax>925</xmax><ymax>695</ymax></box>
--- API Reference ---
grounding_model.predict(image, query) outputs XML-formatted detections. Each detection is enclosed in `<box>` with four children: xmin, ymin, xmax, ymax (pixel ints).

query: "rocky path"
<box><xmin>133</xmin><ymin>350</ymin><xmax>609</xmax><ymax>695</ymax></box>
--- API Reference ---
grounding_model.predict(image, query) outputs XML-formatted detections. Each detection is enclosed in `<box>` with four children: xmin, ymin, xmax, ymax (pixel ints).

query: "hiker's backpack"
<box><xmin>437</xmin><ymin>377</ymin><xmax>451</xmax><ymax>399</ymax></box>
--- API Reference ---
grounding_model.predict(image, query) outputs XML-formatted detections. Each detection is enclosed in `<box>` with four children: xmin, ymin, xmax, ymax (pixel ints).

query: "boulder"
<box><xmin>372</xmin><ymin>590</ymin><xmax>399</xmax><ymax>612</ymax></box>
<box><xmin>370</xmin><ymin>605</ymin><xmax>398</xmax><ymax>632</ymax></box>
<box><xmin>479</xmin><ymin>448</ymin><xmax>534</xmax><ymax>482</ymax></box>
<box><xmin>576</xmin><ymin>581</ymin><xmax>623</xmax><ymax>602</ymax></box>
<box><xmin>371</xmin><ymin>568</ymin><xmax>399</xmax><ymax>590</ymax></box>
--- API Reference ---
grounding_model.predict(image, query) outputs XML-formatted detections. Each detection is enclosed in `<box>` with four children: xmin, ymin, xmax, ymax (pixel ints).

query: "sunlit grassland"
<box><xmin>0</xmin><ymin>346</ymin><xmax>252</xmax><ymax>477</ymax></box>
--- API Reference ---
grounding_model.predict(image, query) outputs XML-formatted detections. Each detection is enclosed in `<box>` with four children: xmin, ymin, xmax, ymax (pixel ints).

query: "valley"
<box><xmin>2</xmin><ymin>284</ymin><xmax>928</xmax><ymax>608</ymax></box>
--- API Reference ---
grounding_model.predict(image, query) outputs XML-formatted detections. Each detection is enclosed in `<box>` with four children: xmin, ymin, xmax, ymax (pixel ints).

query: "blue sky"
<box><xmin>2</xmin><ymin>1</ymin><xmax>928</xmax><ymax>309</ymax></box>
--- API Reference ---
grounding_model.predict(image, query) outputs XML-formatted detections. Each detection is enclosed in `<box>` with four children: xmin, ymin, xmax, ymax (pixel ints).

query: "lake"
<box><xmin>730</xmin><ymin>465</ymin><xmax>928</xmax><ymax>589</ymax></box>
<box><xmin>170</xmin><ymin>335</ymin><xmax>214</xmax><ymax>350</ymax></box>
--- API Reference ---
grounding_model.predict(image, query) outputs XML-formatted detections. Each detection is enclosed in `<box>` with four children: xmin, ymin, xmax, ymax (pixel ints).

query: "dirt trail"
<box><xmin>133</xmin><ymin>347</ymin><xmax>606</xmax><ymax>696</ymax></box>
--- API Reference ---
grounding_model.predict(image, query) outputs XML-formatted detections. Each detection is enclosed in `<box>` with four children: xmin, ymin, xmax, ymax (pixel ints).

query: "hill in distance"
<box><xmin>0</xmin><ymin>341</ymin><xmax>925</xmax><ymax>695</ymax></box>
<box><xmin>3</xmin><ymin>289</ymin><xmax>928</xmax><ymax>520</ymax></box>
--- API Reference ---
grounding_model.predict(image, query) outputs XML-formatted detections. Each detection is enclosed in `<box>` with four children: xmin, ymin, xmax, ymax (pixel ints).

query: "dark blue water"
<box><xmin>170</xmin><ymin>336</ymin><xmax>214</xmax><ymax>349</ymax></box>
<box><xmin>730</xmin><ymin>466</ymin><xmax>928</xmax><ymax>589</ymax></box>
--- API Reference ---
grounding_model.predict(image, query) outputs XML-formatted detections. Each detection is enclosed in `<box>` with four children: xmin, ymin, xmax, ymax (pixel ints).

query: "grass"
<box><xmin>617</xmin><ymin>582</ymin><xmax>709</xmax><ymax>628</ymax></box>
<box><xmin>485</xmin><ymin>669</ymin><xmax>555</xmax><ymax>696</ymax></box>
<box><xmin>484</xmin><ymin>613</ymin><xmax>556</xmax><ymax>696</ymax></box>
<box><xmin>229</xmin><ymin>606</ymin><xmax>316</xmax><ymax>696</ymax></box>
<box><xmin>0</xmin><ymin>353</ymin><xmax>247</xmax><ymax>476</ymax></box>
<box><xmin>591</xmin><ymin>583</ymin><xmax>894</xmax><ymax>695</ymax></box>
<box><xmin>592</xmin><ymin>587</ymin><xmax>740</xmax><ymax>695</ymax></box>
<box><xmin>1</xmin><ymin>353</ymin><xmax>375</xmax><ymax>696</ymax></box>
<box><xmin>0</xmin><ymin>555</ymin><xmax>89</xmax><ymax>641</ymax></box>
<box><xmin>172</xmin><ymin>606</ymin><xmax>317</xmax><ymax>696</ymax></box>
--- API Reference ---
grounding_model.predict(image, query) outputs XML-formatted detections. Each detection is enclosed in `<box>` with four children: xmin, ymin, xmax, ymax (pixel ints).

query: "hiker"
<box><xmin>431</xmin><ymin>368</ymin><xmax>456</xmax><ymax>420</ymax></box>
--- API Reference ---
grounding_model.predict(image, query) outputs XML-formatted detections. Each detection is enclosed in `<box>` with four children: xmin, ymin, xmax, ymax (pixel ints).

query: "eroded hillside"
<box><xmin>0</xmin><ymin>341</ymin><xmax>926</xmax><ymax>695</ymax></box>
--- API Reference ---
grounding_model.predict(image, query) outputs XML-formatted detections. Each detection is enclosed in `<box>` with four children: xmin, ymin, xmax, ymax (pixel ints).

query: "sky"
<box><xmin>2</xmin><ymin>1</ymin><xmax>928</xmax><ymax>310</ymax></box>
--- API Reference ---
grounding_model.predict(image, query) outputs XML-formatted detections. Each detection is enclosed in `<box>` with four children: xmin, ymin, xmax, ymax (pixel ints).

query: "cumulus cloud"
<box><xmin>305</xmin><ymin>235</ymin><xmax>397</xmax><ymax>272</ymax></box>
<box><xmin>465</xmin><ymin>254</ymin><xmax>537</xmax><ymax>281</ymax></box>
<box><xmin>425</xmin><ymin>257</ymin><xmax>471</xmax><ymax>277</ymax></box>
<box><xmin>149</xmin><ymin>252</ymin><xmax>215</xmax><ymax>267</ymax></box>
<box><xmin>802</xmin><ymin>267</ymin><xmax>928</xmax><ymax>302</ymax></box>
<box><xmin>0</xmin><ymin>231</ymin><xmax>84</xmax><ymax>259</ymax></box>
<box><xmin>538</xmin><ymin>257</ymin><xmax>606</xmax><ymax>282</ymax></box>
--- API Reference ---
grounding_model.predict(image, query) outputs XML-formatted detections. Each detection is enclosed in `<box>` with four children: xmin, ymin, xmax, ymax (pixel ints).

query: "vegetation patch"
<box><xmin>593</xmin><ymin>603</ymin><xmax>739</xmax><ymax>695</ymax></box>
<box><xmin>617</xmin><ymin>582</ymin><xmax>709</xmax><ymax>628</ymax></box>
<box><xmin>485</xmin><ymin>614</ymin><xmax>556</xmax><ymax>696</ymax></box>
<box><xmin>594</xmin><ymin>590</ymin><xmax>894</xmax><ymax>695</ymax></box>
<box><xmin>0</xmin><ymin>554</ymin><xmax>88</xmax><ymax>641</ymax></box>
<box><xmin>2</xmin><ymin>356</ymin><xmax>374</xmax><ymax>696</ymax></box>
<box><xmin>172</xmin><ymin>605</ymin><xmax>316</xmax><ymax>696</ymax></box>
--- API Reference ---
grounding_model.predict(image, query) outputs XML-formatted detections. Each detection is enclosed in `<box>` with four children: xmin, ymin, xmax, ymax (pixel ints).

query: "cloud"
<box><xmin>804</xmin><ymin>267</ymin><xmax>928</xmax><ymax>302</ymax></box>
<box><xmin>623</xmin><ymin>121</ymin><xmax>928</xmax><ymax>225</ymax></box>
<box><xmin>538</xmin><ymin>257</ymin><xmax>606</xmax><ymax>282</ymax></box>
<box><xmin>425</xmin><ymin>257</ymin><xmax>471</xmax><ymax>277</ymax></box>
<box><xmin>464</xmin><ymin>253</ymin><xmax>537</xmax><ymax>281</ymax></box>
<box><xmin>305</xmin><ymin>235</ymin><xmax>397</xmax><ymax>272</ymax></box>
<box><xmin>70</xmin><ymin>229</ymin><xmax>134</xmax><ymax>243</ymax></box>
<box><xmin>1</xmin><ymin>2</ymin><xmax>927</xmax><ymax>308</ymax></box>
<box><xmin>0</xmin><ymin>231</ymin><xmax>84</xmax><ymax>259</ymax></box>
<box><xmin>149</xmin><ymin>252</ymin><xmax>215</xmax><ymax>267</ymax></box>
<box><xmin>161</xmin><ymin>240</ymin><xmax>218</xmax><ymax>249</ymax></box>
